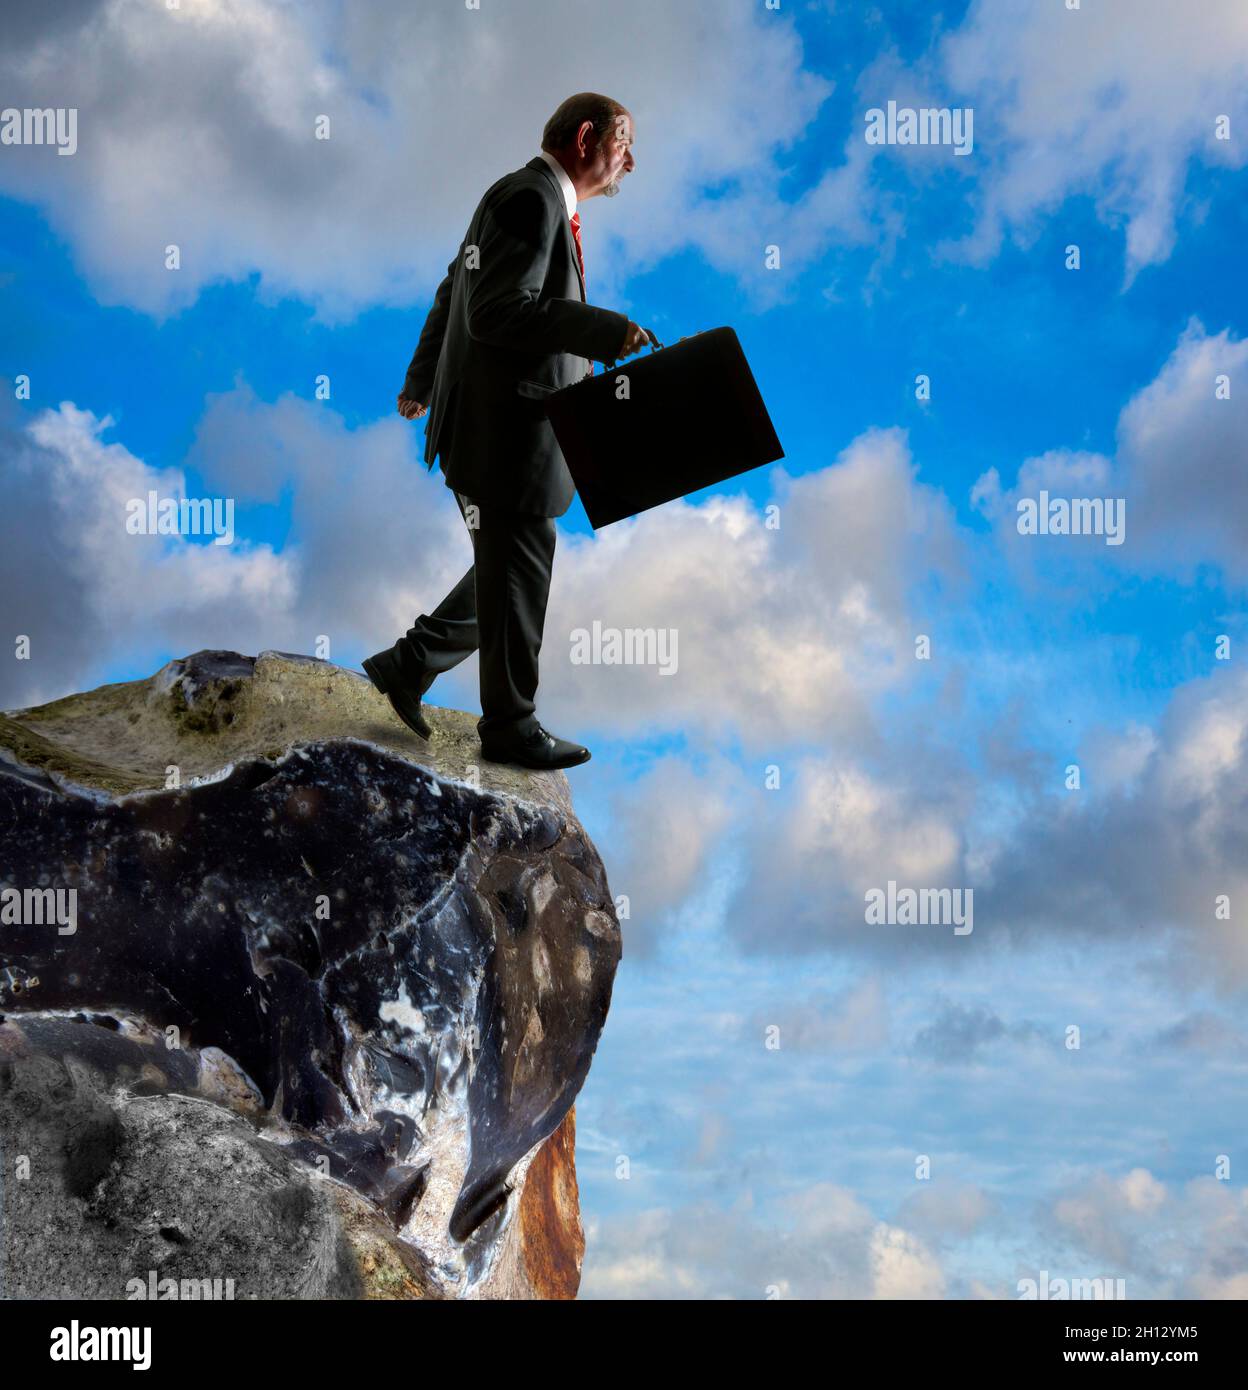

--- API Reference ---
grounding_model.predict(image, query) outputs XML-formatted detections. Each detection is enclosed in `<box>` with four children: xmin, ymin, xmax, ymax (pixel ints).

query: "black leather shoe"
<box><xmin>362</xmin><ymin>649</ymin><xmax>435</xmax><ymax>740</ymax></box>
<box><xmin>479</xmin><ymin>722</ymin><xmax>592</xmax><ymax>770</ymax></box>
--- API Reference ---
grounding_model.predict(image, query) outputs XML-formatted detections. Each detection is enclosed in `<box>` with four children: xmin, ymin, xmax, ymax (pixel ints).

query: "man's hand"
<box><xmin>397</xmin><ymin>394</ymin><xmax>427</xmax><ymax>420</ymax></box>
<box><xmin>617</xmin><ymin>320</ymin><xmax>649</xmax><ymax>359</ymax></box>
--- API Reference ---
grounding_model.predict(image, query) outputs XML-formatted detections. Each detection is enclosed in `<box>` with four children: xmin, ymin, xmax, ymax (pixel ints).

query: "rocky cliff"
<box><xmin>0</xmin><ymin>650</ymin><xmax>620</xmax><ymax>1300</ymax></box>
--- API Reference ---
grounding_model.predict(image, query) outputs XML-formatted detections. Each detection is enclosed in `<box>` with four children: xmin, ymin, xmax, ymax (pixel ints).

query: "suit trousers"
<box><xmin>389</xmin><ymin>488</ymin><xmax>556</xmax><ymax>741</ymax></box>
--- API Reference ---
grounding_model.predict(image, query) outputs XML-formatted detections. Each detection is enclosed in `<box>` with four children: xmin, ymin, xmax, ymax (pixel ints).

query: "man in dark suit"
<box><xmin>364</xmin><ymin>92</ymin><xmax>646</xmax><ymax>771</ymax></box>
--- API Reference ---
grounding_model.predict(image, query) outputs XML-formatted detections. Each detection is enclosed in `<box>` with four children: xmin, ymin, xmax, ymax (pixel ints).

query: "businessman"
<box><xmin>364</xmin><ymin>92</ymin><xmax>646</xmax><ymax>771</ymax></box>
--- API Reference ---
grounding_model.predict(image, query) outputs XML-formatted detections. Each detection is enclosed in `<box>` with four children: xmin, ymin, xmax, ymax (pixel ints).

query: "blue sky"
<box><xmin>2</xmin><ymin>0</ymin><xmax>1246</xmax><ymax>1298</ymax></box>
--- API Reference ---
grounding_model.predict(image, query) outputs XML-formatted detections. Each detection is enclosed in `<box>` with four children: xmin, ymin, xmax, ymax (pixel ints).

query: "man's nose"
<box><xmin>624</xmin><ymin>148</ymin><xmax>635</xmax><ymax>172</ymax></box>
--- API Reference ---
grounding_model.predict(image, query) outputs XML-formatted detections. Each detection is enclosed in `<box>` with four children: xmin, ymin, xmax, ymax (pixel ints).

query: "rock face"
<box><xmin>0</xmin><ymin>651</ymin><xmax>620</xmax><ymax>1299</ymax></box>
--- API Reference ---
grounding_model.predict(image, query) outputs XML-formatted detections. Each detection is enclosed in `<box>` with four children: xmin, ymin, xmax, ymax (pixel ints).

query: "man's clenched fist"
<box><xmin>617</xmin><ymin>320</ymin><xmax>649</xmax><ymax>358</ymax></box>
<box><xmin>397</xmin><ymin>394</ymin><xmax>427</xmax><ymax>420</ymax></box>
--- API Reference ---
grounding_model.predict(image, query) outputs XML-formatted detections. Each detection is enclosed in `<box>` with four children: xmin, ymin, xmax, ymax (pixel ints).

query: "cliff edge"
<box><xmin>0</xmin><ymin>650</ymin><xmax>621</xmax><ymax>1300</ymax></box>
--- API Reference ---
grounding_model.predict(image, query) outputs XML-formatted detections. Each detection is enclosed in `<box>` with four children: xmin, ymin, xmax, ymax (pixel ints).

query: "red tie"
<box><xmin>570</xmin><ymin>211</ymin><xmax>585</xmax><ymax>282</ymax></box>
<box><xmin>570</xmin><ymin>211</ymin><xmax>592</xmax><ymax>376</ymax></box>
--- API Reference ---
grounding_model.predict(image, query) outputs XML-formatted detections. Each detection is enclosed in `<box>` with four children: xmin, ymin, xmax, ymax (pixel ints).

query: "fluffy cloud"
<box><xmin>869</xmin><ymin>1222</ymin><xmax>946</xmax><ymax>1299</ymax></box>
<box><xmin>1041</xmin><ymin>1169</ymin><xmax>1248</xmax><ymax>1298</ymax></box>
<box><xmin>582</xmin><ymin>1167</ymin><xmax>1248</xmax><ymax>1299</ymax></box>
<box><xmin>182</xmin><ymin>382</ymin><xmax>495</xmax><ymax>663</ymax></box>
<box><xmin>1115</xmin><ymin>320</ymin><xmax>1248</xmax><ymax>580</ymax></box>
<box><xmin>938</xmin><ymin>0</ymin><xmax>1248</xmax><ymax>279</ymax></box>
<box><xmin>5</xmin><ymin>0</ymin><xmax>1241</xmax><ymax>326</ymax></box>
<box><xmin>895</xmin><ymin>1183</ymin><xmax>995</xmax><ymax>1245</ymax></box>
<box><xmin>586</xmin><ymin>753</ymin><xmax>740</xmax><ymax>960</ymax></box>
<box><xmin>544</xmin><ymin>426</ymin><xmax>965</xmax><ymax>745</ymax></box>
<box><xmin>727</xmin><ymin>745</ymin><xmax>974</xmax><ymax>958</ymax></box>
<box><xmin>0</xmin><ymin>0</ymin><xmax>834</xmax><ymax>319</ymax></box>
<box><xmin>0</xmin><ymin>394</ymin><xmax>294</xmax><ymax>707</ymax></box>
<box><xmin>727</xmin><ymin>657</ymin><xmax>1247</xmax><ymax>978</ymax></box>
<box><xmin>0</xmin><ymin>384</ymin><xmax>499</xmax><ymax>708</ymax></box>
<box><xmin>972</xmin><ymin>664</ymin><xmax>1248</xmax><ymax>980</ymax></box>
<box><xmin>581</xmin><ymin>1184</ymin><xmax>946</xmax><ymax>1299</ymax></box>
<box><xmin>972</xmin><ymin>321</ymin><xmax>1248</xmax><ymax>585</ymax></box>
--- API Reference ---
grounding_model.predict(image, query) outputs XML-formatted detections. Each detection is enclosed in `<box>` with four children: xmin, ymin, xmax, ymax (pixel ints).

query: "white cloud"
<box><xmin>1080</xmin><ymin>722</ymin><xmax>1159</xmax><ymax>797</ymax></box>
<box><xmin>896</xmin><ymin>1183</ymin><xmax>994</xmax><ymax>1244</ymax></box>
<box><xmin>1116</xmin><ymin>320</ymin><xmax>1248</xmax><ymax>581</ymax></box>
<box><xmin>0</xmin><ymin>387</ymin><xmax>483</xmax><ymax>708</ymax></box>
<box><xmin>728</xmin><ymin>748</ymin><xmax>973</xmax><ymax>958</ymax></box>
<box><xmin>184</xmin><ymin>383</ymin><xmax>486</xmax><ymax>659</ymax></box>
<box><xmin>719</xmin><ymin>650</ymin><xmax>1247</xmax><ymax>978</ymax></box>
<box><xmin>1</xmin><ymin>399</ymin><xmax>294</xmax><ymax>707</ymax></box>
<box><xmin>1120</xmin><ymin>1168</ymin><xmax>1166</xmax><ymax>1215</ymax></box>
<box><xmin>870</xmin><ymin>1222</ymin><xmax>946</xmax><ymax>1299</ymax></box>
<box><xmin>972</xmin><ymin>321</ymin><xmax>1248</xmax><ymax>586</ymax></box>
<box><xmin>588</xmin><ymin>753</ymin><xmax>739</xmax><ymax>959</ymax></box>
<box><xmin>581</xmin><ymin>1183</ymin><xmax>948</xmax><ymax>1300</ymax></box>
<box><xmin>5</xmin><ymin>0</ymin><xmax>1242</xmax><ymax>324</ymax></box>
<box><xmin>938</xmin><ymin>0</ymin><xmax>1248</xmax><ymax>280</ymax></box>
<box><xmin>544</xmin><ymin>425</ymin><xmax>965</xmax><ymax>745</ymax></box>
<box><xmin>0</xmin><ymin>0</ymin><xmax>838</xmax><ymax>319</ymax></box>
<box><xmin>1044</xmin><ymin>1169</ymin><xmax>1248</xmax><ymax>1297</ymax></box>
<box><xmin>970</xmin><ymin>666</ymin><xmax>1248</xmax><ymax>982</ymax></box>
<box><xmin>582</xmin><ymin>1167</ymin><xmax>1248</xmax><ymax>1299</ymax></box>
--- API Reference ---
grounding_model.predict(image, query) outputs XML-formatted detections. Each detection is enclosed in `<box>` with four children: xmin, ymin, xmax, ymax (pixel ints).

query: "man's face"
<box><xmin>588</xmin><ymin>113</ymin><xmax>635</xmax><ymax>198</ymax></box>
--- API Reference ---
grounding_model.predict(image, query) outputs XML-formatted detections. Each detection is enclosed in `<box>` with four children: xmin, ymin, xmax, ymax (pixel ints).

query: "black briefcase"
<box><xmin>542</xmin><ymin>326</ymin><xmax>784</xmax><ymax>529</ymax></box>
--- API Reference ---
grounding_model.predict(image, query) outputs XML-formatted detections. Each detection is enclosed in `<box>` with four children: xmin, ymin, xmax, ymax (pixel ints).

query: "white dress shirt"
<box><xmin>537</xmin><ymin>149</ymin><xmax>577</xmax><ymax>217</ymax></box>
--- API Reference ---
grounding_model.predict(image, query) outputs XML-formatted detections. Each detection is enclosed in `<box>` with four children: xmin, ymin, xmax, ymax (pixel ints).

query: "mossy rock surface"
<box><xmin>1</xmin><ymin>649</ymin><xmax>577</xmax><ymax>820</ymax></box>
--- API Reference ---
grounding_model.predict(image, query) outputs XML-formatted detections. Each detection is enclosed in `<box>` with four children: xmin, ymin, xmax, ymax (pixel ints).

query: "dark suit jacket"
<box><xmin>400</xmin><ymin>156</ymin><xmax>629</xmax><ymax>517</ymax></box>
